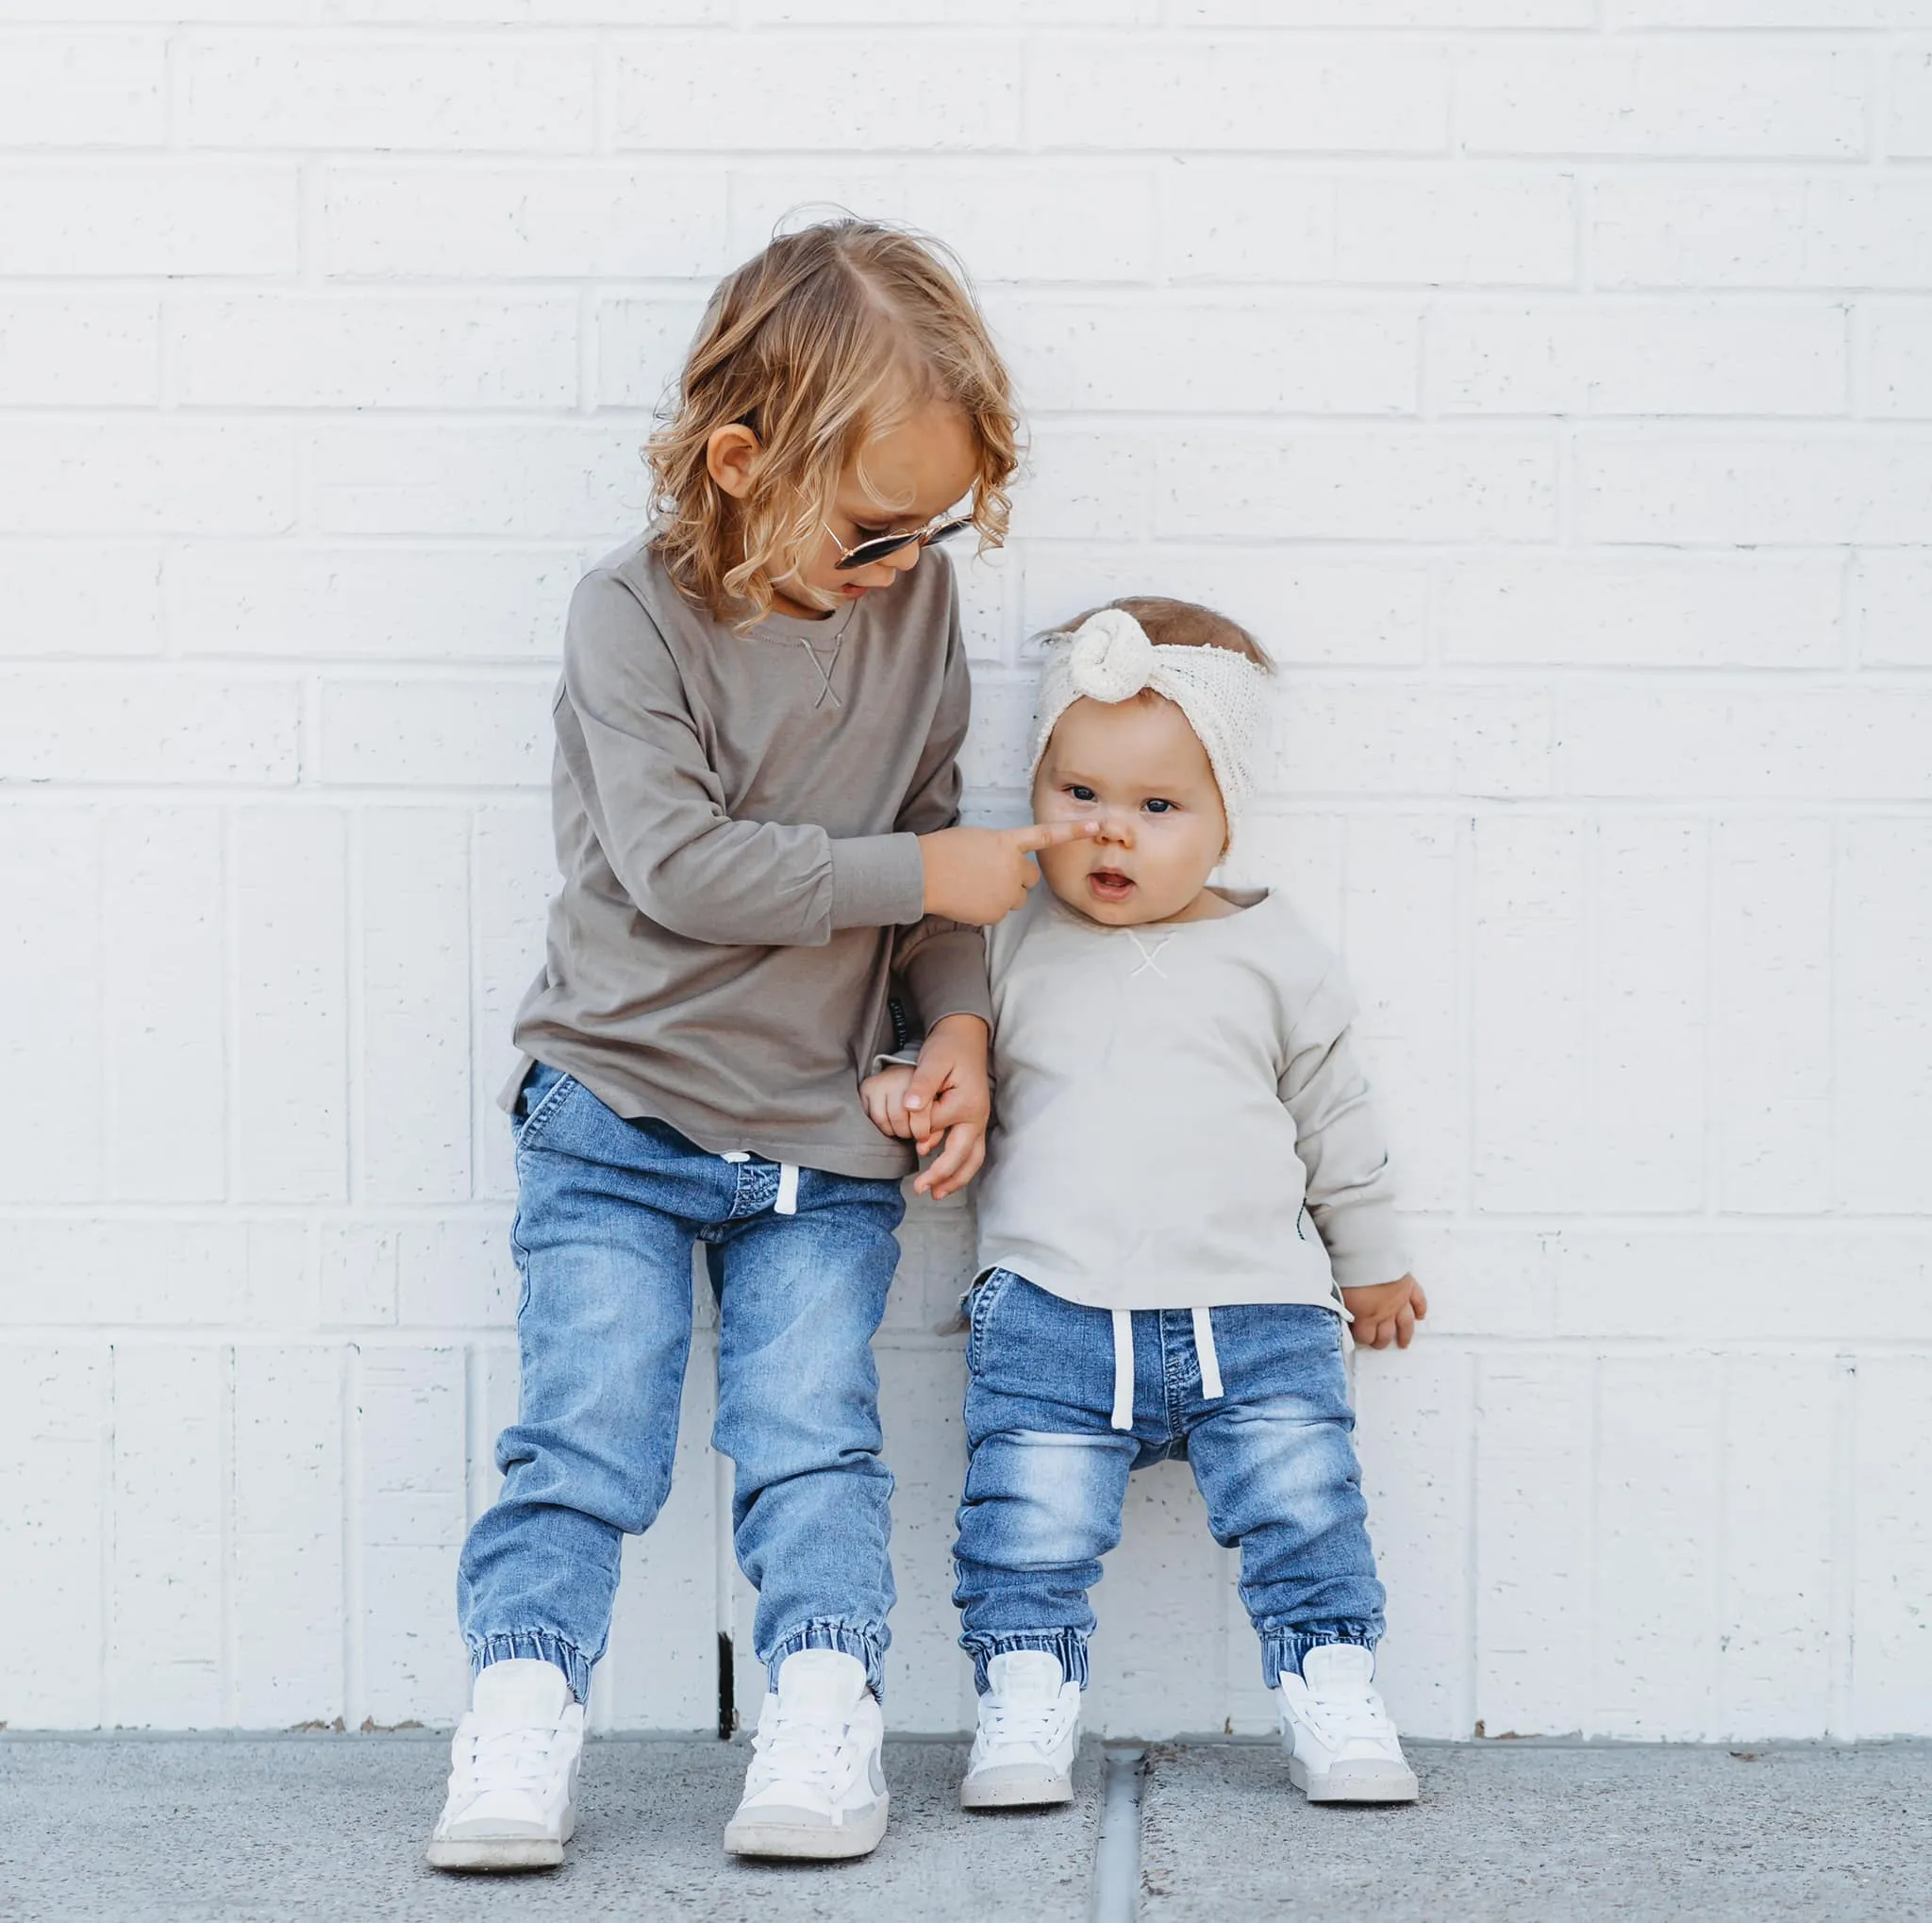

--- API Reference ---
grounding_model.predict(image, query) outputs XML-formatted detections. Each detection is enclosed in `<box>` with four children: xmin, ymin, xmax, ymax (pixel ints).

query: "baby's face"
<box><xmin>1032</xmin><ymin>694</ymin><xmax>1229</xmax><ymax>928</ymax></box>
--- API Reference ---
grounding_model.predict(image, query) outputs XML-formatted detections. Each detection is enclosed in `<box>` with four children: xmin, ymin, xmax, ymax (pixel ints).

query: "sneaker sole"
<box><xmin>724</xmin><ymin>1794</ymin><xmax>889</xmax><ymax>1861</ymax></box>
<box><xmin>960</xmin><ymin>1764</ymin><xmax>1074</xmax><ymax>1810</ymax></box>
<box><xmin>425</xmin><ymin>1808</ymin><xmax>575</xmax><ymax>1872</ymax></box>
<box><xmin>1287</xmin><ymin>1754</ymin><xmax>1419</xmax><ymax>1804</ymax></box>
<box><xmin>425</xmin><ymin>1836</ymin><xmax>563</xmax><ymax>1872</ymax></box>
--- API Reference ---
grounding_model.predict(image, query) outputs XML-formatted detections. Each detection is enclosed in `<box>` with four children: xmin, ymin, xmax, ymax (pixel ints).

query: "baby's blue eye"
<box><xmin>1068</xmin><ymin>785</ymin><xmax>1096</xmax><ymax>803</ymax></box>
<box><xmin>1143</xmin><ymin>798</ymin><xmax>1175</xmax><ymax>814</ymax></box>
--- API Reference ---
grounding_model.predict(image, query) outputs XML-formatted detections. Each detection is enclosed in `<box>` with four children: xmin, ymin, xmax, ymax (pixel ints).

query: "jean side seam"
<box><xmin>510</xmin><ymin>1069</ymin><xmax>577</xmax><ymax>1157</ymax></box>
<box><xmin>966</xmin><ymin>1267</ymin><xmax>1010</xmax><ymax>1377</ymax></box>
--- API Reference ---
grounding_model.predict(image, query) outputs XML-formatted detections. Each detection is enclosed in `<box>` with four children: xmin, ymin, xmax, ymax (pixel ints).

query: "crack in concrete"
<box><xmin>1091</xmin><ymin>1744</ymin><xmax>1146</xmax><ymax>1923</ymax></box>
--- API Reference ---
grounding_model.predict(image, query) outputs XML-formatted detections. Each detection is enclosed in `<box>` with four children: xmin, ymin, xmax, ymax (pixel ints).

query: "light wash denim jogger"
<box><xmin>953</xmin><ymin>1269</ymin><xmax>1385</xmax><ymax>1694</ymax></box>
<box><xmin>458</xmin><ymin>1062</ymin><xmax>907</xmax><ymax>1703</ymax></box>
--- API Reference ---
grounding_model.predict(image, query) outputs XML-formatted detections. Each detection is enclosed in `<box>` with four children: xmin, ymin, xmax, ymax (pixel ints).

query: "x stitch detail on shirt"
<box><xmin>798</xmin><ymin>636</ymin><xmax>844</xmax><ymax>710</ymax></box>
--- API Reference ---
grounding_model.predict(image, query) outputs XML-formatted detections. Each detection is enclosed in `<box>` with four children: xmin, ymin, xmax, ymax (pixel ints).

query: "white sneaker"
<box><xmin>959</xmin><ymin>1651</ymin><xmax>1081</xmax><ymax>1810</ymax></box>
<box><xmin>425</xmin><ymin>1658</ymin><xmax>586</xmax><ymax>1870</ymax></box>
<box><xmin>1277</xmin><ymin>1644</ymin><xmax>1419</xmax><ymax>1804</ymax></box>
<box><xmin>724</xmin><ymin>1649</ymin><xmax>890</xmax><ymax>1860</ymax></box>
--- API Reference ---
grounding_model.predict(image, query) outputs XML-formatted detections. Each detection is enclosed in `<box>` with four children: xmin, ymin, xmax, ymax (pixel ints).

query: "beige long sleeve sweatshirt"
<box><xmin>974</xmin><ymin>885</ymin><xmax>1407</xmax><ymax>1313</ymax></box>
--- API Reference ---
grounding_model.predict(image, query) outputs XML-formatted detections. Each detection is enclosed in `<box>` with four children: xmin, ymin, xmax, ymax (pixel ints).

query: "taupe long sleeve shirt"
<box><xmin>505</xmin><ymin>533</ymin><xmax>990</xmax><ymax>1179</ymax></box>
<box><xmin>974</xmin><ymin>886</ymin><xmax>1407</xmax><ymax>1313</ymax></box>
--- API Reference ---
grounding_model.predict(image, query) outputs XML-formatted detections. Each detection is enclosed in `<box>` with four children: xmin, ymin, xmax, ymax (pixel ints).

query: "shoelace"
<box><xmin>751</xmin><ymin>1712</ymin><xmax>859</xmax><ymax>1794</ymax></box>
<box><xmin>981</xmin><ymin>1697</ymin><xmax>1071</xmax><ymax>1752</ymax></box>
<box><xmin>453</xmin><ymin>1722</ymin><xmax>565</xmax><ymax>1793</ymax></box>
<box><xmin>1300</xmin><ymin>1686</ymin><xmax>1397</xmax><ymax>1747</ymax></box>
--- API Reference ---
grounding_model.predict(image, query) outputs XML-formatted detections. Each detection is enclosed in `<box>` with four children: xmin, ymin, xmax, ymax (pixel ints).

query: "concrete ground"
<box><xmin>0</xmin><ymin>1733</ymin><xmax>1100</xmax><ymax>1923</ymax></box>
<box><xmin>1140</xmin><ymin>1739</ymin><xmax>1932</xmax><ymax>1922</ymax></box>
<box><xmin>2</xmin><ymin>1732</ymin><xmax>1927</xmax><ymax>1922</ymax></box>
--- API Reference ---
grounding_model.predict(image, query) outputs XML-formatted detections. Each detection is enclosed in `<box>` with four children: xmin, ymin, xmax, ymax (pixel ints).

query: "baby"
<box><xmin>863</xmin><ymin>597</ymin><xmax>1428</xmax><ymax>1807</ymax></box>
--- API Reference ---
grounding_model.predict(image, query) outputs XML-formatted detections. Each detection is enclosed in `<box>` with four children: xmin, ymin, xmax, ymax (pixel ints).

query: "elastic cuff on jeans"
<box><xmin>767</xmin><ymin>1618</ymin><xmax>890</xmax><ymax>1701</ymax></box>
<box><xmin>1258</xmin><ymin>1620</ymin><xmax>1382</xmax><ymax>1691</ymax></box>
<box><xmin>960</xmin><ymin>1629</ymin><xmax>1091</xmax><ymax>1696</ymax></box>
<box><xmin>468</xmin><ymin>1629</ymin><xmax>591</xmax><ymax>1705</ymax></box>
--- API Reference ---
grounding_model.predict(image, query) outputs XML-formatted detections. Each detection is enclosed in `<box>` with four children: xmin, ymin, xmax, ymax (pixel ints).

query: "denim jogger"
<box><xmin>458</xmin><ymin>1062</ymin><xmax>907</xmax><ymax>1701</ymax></box>
<box><xmin>953</xmin><ymin>1269</ymin><xmax>1384</xmax><ymax>1694</ymax></box>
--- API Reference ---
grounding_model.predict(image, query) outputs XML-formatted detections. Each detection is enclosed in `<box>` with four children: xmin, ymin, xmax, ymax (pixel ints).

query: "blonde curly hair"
<box><xmin>647</xmin><ymin>218</ymin><xmax>1020</xmax><ymax>628</ymax></box>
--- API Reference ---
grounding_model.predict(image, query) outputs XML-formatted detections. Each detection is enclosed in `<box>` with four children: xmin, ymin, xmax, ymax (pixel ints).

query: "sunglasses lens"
<box><xmin>836</xmin><ymin>532</ymin><xmax>916</xmax><ymax>571</ymax></box>
<box><xmin>833</xmin><ymin>515</ymin><xmax>973</xmax><ymax>570</ymax></box>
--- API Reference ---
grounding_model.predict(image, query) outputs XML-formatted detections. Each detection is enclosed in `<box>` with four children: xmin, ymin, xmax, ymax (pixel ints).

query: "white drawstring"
<box><xmin>1110</xmin><ymin>1309</ymin><xmax>1224</xmax><ymax>1427</ymax></box>
<box><xmin>721</xmin><ymin>1151</ymin><xmax>800</xmax><ymax>1216</ymax></box>
<box><xmin>1109</xmin><ymin>1311</ymin><xmax>1134</xmax><ymax>1431</ymax></box>
<box><xmin>1191</xmin><ymin>1306</ymin><xmax>1224</xmax><ymax>1401</ymax></box>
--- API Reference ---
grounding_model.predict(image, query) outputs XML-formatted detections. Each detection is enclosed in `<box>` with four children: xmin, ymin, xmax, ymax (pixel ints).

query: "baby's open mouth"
<box><xmin>1088</xmin><ymin>869</ymin><xmax>1135</xmax><ymax>901</ymax></box>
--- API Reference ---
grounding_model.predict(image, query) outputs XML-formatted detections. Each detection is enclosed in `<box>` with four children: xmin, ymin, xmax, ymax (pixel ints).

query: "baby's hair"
<box><xmin>647</xmin><ymin>217</ymin><xmax>1019</xmax><ymax>627</ymax></box>
<box><xmin>1058</xmin><ymin>596</ymin><xmax>1274</xmax><ymax>672</ymax></box>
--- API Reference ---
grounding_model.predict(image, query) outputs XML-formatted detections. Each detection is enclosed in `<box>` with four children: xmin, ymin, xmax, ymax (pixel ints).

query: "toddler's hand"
<box><xmin>1341</xmin><ymin>1274</ymin><xmax>1428</xmax><ymax>1351</ymax></box>
<box><xmin>858</xmin><ymin>1017</ymin><xmax>991</xmax><ymax>1198</ymax></box>
<box><xmin>918</xmin><ymin>821</ymin><xmax>1099</xmax><ymax>926</ymax></box>
<box><xmin>867</xmin><ymin>1012</ymin><xmax>990</xmax><ymax>1201</ymax></box>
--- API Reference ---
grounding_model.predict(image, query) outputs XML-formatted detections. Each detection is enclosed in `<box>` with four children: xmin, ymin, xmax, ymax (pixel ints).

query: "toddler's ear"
<box><xmin>705</xmin><ymin>423</ymin><xmax>759</xmax><ymax>500</ymax></box>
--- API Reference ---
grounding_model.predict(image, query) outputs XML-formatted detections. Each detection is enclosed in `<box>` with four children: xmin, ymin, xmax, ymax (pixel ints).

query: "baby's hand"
<box><xmin>1341</xmin><ymin>1274</ymin><xmax>1428</xmax><ymax>1351</ymax></box>
<box><xmin>860</xmin><ymin>1063</ymin><xmax>921</xmax><ymax>1142</ymax></box>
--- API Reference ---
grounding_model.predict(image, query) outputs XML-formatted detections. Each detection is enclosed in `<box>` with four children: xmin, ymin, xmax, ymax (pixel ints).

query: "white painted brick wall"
<box><xmin>1</xmin><ymin>4</ymin><xmax>1927</xmax><ymax>1747</ymax></box>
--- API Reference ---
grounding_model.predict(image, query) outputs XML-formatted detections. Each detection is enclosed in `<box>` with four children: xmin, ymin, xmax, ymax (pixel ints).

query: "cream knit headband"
<box><xmin>1029</xmin><ymin>607</ymin><xmax>1271</xmax><ymax>843</ymax></box>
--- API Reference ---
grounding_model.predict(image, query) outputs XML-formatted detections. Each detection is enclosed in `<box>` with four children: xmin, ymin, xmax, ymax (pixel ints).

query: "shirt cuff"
<box><xmin>901</xmin><ymin>927</ymin><xmax>994</xmax><ymax>1033</ymax></box>
<box><xmin>1315</xmin><ymin>1197</ymin><xmax>1409</xmax><ymax>1292</ymax></box>
<box><xmin>829</xmin><ymin>832</ymin><xmax>926</xmax><ymax>930</ymax></box>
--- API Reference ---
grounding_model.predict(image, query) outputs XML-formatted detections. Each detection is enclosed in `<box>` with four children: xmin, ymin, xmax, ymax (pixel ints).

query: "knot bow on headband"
<box><xmin>1029</xmin><ymin>607</ymin><xmax>1271</xmax><ymax>844</ymax></box>
<box><xmin>1059</xmin><ymin>606</ymin><xmax>1160</xmax><ymax>702</ymax></box>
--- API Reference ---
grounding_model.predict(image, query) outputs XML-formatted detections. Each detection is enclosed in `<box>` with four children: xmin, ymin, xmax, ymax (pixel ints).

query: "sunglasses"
<box><xmin>824</xmin><ymin>509</ymin><xmax>974</xmax><ymax>572</ymax></box>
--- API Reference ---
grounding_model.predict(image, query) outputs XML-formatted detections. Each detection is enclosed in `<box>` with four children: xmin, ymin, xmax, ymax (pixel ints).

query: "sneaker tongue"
<box><xmin>774</xmin><ymin>1649</ymin><xmax>869</xmax><ymax>1717</ymax></box>
<box><xmin>987</xmin><ymin>1650</ymin><xmax>1064</xmax><ymax>1703</ymax></box>
<box><xmin>472</xmin><ymin>1658</ymin><xmax>574</xmax><ymax>1727</ymax></box>
<box><xmin>1301</xmin><ymin>1644</ymin><xmax>1374</xmax><ymax>1693</ymax></box>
